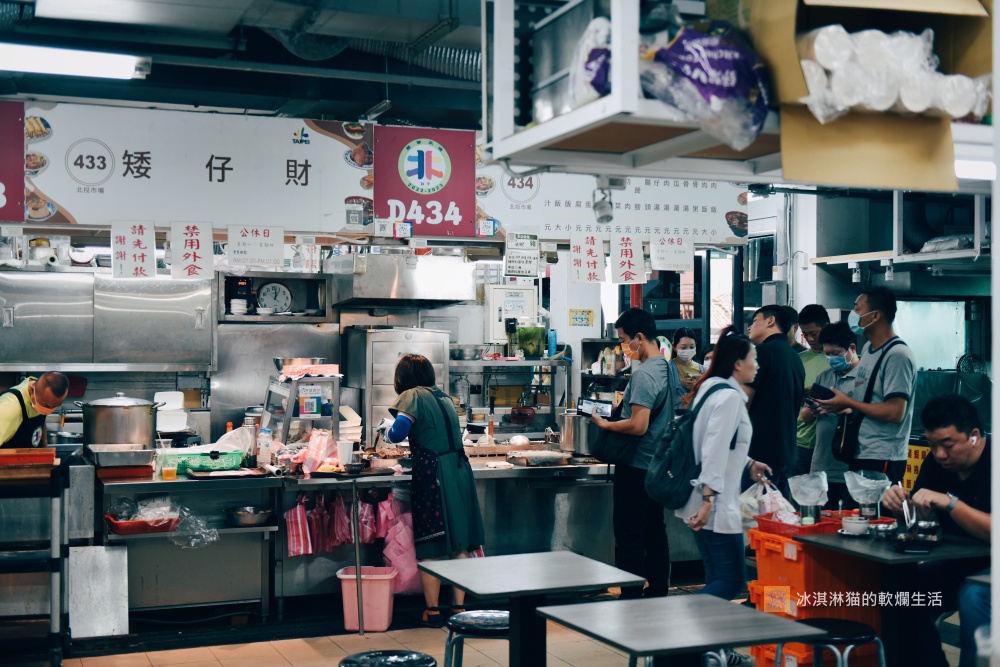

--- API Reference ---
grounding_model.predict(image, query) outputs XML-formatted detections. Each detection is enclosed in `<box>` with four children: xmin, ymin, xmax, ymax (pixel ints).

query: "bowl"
<box><xmin>273</xmin><ymin>357</ymin><xmax>327</xmax><ymax>372</ymax></box>
<box><xmin>345</xmin><ymin>462</ymin><xmax>365</xmax><ymax>474</ymax></box>
<box><xmin>257</xmin><ymin>307</ymin><xmax>274</xmax><ymax>316</ymax></box>
<box><xmin>841</xmin><ymin>516</ymin><xmax>870</xmax><ymax>535</ymax></box>
<box><xmin>450</xmin><ymin>345</ymin><xmax>486</xmax><ymax>361</ymax></box>
<box><xmin>870</xmin><ymin>522</ymin><xmax>898</xmax><ymax>541</ymax></box>
<box><xmin>224</xmin><ymin>506</ymin><xmax>274</xmax><ymax>527</ymax></box>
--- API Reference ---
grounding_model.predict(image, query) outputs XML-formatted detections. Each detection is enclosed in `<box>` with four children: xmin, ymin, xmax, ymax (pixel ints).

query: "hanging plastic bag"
<box><xmin>358</xmin><ymin>501</ymin><xmax>377</xmax><ymax>544</ymax></box>
<box><xmin>757</xmin><ymin>480</ymin><xmax>797</xmax><ymax>516</ymax></box>
<box><xmin>383</xmin><ymin>512</ymin><xmax>422</xmax><ymax>594</ymax></box>
<box><xmin>325</xmin><ymin>494</ymin><xmax>343</xmax><ymax>548</ymax></box>
<box><xmin>739</xmin><ymin>482</ymin><xmax>761</xmax><ymax>530</ymax></box>
<box><xmin>376</xmin><ymin>495</ymin><xmax>400</xmax><ymax>539</ymax></box>
<box><xmin>308</xmin><ymin>492</ymin><xmax>331</xmax><ymax>553</ymax></box>
<box><xmin>333</xmin><ymin>494</ymin><xmax>353</xmax><ymax>545</ymax></box>
<box><xmin>285</xmin><ymin>492</ymin><xmax>313</xmax><ymax>557</ymax></box>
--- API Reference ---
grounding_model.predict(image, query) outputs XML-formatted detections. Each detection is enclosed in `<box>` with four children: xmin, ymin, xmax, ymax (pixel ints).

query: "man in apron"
<box><xmin>0</xmin><ymin>373</ymin><xmax>70</xmax><ymax>448</ymax></box>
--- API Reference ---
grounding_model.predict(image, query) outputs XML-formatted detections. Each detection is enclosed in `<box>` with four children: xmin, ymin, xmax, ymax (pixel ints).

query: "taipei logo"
<box><xmin>292</xmin><ymin>128</ymin><xmax>310</xmax><ymax>145</ymax></box>
<box><xmin>398</xmin><ymin>138</ymin><xmax>450</xmax><ymax>195</ymax></box>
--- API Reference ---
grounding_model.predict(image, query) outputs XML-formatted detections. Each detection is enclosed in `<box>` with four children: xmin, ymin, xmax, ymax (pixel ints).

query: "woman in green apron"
<box><xmin>383</xmin><ymin>354</ymin><xmax>485</xmax><ymax>627</ymax></box>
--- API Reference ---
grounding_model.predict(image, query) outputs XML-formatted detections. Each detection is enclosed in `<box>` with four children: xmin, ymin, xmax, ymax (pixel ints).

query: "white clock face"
<box><xmin>257</xmin><ymin>283</ymin><xmax>292</xmax><ymax>313</ymax></box>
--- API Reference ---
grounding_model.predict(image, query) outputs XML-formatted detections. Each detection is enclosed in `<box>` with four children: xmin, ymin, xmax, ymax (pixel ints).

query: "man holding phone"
<box><xmin>800</xmin><ymin>321</ymin><xmax>859</xmax><ymax>508</ymax></box>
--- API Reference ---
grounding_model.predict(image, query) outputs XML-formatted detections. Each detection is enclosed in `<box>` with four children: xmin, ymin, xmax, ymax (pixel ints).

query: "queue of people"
<box><xmin>595</xmin><ymin>285</ymin><xmax>988</xmax><ymax>666</ymax></box>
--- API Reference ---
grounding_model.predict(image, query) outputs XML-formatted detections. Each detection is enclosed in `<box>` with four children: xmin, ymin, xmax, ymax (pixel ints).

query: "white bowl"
<box><xmin>842</xmin><ymin>517</ymin><xmax>870</xmax><ymax>535</ymax></box>
<box><xmin>257</xmin><ymin>308</ymin><xmax>274</xmax><ymax>316</ymax></box>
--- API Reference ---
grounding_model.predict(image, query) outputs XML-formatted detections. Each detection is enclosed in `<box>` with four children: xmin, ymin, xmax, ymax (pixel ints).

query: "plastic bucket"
<box><xmin>337</xmin><ymin>566</ymin><xmax>398</xmax><ymax>632</ymax></box>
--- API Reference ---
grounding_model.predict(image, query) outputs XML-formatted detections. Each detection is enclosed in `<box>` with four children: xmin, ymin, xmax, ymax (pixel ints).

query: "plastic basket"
<box><xmin>754</xmin><ymin>512</ymin><xmax>842</xmax><ymax>537</ymax></box>
<box><xmin>750</xmin><ymin>632</ymin><xmax>881</xmax><ymax>667</ymax></box>
<box><xmin>337</xmin><ymin>566</ymin><xmax>397</xmax><ymax>632</ymax></box>
<box><xmin>158</xmin><ymin>450</ymin><xmax>242</xmax><ymax>473</ymax></box>
<box><xmin>104</xmin><ymin>514</ymin><xmax>180</xmax><ymax>535</ymax></box>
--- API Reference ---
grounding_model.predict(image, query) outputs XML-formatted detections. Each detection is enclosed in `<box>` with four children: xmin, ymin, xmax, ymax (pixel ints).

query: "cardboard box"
<box><xmin>741</xmin><ymin>0</ymin><xmax>992</xmax><ymax>190</ymax></box>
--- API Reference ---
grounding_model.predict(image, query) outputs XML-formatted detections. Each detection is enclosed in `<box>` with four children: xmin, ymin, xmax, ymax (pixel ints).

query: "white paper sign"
<box><xmin>506</xmin><ymin>232</ymin><xmax>539</xmax><ymax>251</ymax></box>
<box><xmin>227</xmin><ymin>224</ymin><xmax>283</xmax><ymax>266</ymax></box>
<box><xmin>569</xmin><ymin>229</ymin><xmax>606</xmax><ymax>284</ymax></box>
<box><xmin>610</xmin><ymin>234</ymin><xmax>646</xmax><ymax>284</ymax></box>
<box><xmin>111</xmin><ymin>220</ymin><xmax>157</xmax><ymax>278</ymax></box>
<box><xmin>170</xmin><ymin>221</ymin><xmax>212</xmax><ymax>279</ymax></box>
<box><xmin>650</xmin><ymin>233</ymin><xmax>695</xmax><ymax>272</ymax></box>
<box><xmin>504</xmin><ymin>250</ymin><xmax>539</xmax><ymax>277</ymax></box>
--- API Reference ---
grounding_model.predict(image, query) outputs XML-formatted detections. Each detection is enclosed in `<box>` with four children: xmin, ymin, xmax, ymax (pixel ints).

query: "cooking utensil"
<box><xmin>898</xmin><ymin>481</ymin><xmax>916</xmax><ymax>530</ymax></box>
<box><xmin>86</xmin><ymin>444</ymin><xmax>155</xmax><ymax>467</ymax></box>
<box><xmin>449</xmin><ymin>345</ymin><xmax>486</xmax><ymax>361</ymax></box>
<box><xmin>49</xmin><ymin>431</ymin><xmax>83</xmax><ymax>445</ymax></box>
<box><xmin>554</xmin><ymin>409</ymin><xmax>598</xmax><ymax>456</ymax></box>
<box><xmin>509</xmin><ymin>405</ymin><xmax>536</xmax><ymax>425</ymax></box>
<box><xmin>223</xmin><ymin>506</ymin><xmax>274</xmax><ymax>527</ymax></box>
<box><xmin>77</xmin><ymin>393</ymin><xmax>164</xmax><ymax>448</ymax></box>
<box><xmin>273</xmin><ymin>357</ymin><xmax>327</xmax><ymax>372</ymax></box>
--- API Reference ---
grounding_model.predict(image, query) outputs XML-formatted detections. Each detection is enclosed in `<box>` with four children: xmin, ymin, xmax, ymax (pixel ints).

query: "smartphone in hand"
<box><xmin>809</xmin><ymin>384</ymin><xmax>835</xmax><ymax>401</ymax></box>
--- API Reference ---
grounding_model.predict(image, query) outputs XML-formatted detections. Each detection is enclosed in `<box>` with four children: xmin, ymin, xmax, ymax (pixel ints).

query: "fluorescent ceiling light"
<box><xmin>0</xmin><ymin>43</ymin><xmax>150</xmax><ymax>80</ymax></box>
<box><xmin>954</xmin><ymin>159</ymin><xmax>996</xmax><ymax>181</ymax></box>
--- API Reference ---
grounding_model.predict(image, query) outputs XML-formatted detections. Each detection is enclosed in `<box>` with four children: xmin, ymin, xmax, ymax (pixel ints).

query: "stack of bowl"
<box><xmin>230</xmin><ymin>298</ymin><xmax>248</xmax><ymax>315</ymax></box>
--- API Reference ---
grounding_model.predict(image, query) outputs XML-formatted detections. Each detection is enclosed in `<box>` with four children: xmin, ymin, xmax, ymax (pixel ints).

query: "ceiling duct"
<box><xmin>261</xmin><ymin>27</ymin><xmax>349</xmax><ymax>61</ymax></box>
<box><xmin>348</xmin><ymin>38</ymin><xmax>481</xmax><ymax>82</ymax></box>
<box><xmin>0</xmin><ymin>1</ymin><xmax>31</xmax><ymax>29</ymax></box>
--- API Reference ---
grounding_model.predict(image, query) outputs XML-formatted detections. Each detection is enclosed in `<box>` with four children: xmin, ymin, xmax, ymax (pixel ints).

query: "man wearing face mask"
<box><xmin>800</xmin><ymin>321</ymin><xmax>857</xmax><ymax>508</ymax></box>
<box><xmin>813</xmin><ymin>287</ymin><xmax>915</xmax><ymax>483</ymax></box>
<box><xmin>591</xmin><ymin>308</ymin><xmax>673</xmax><ymax>599</ymax></box>
<box><xmin>0</xmin><ymin>373</ymin><xmax>70</xmax><ymax>448</ymax></box>
<box><xmin>792</xmin><ymin>304</ymin><xmax>831</xmax><ymax>475</ymax></box>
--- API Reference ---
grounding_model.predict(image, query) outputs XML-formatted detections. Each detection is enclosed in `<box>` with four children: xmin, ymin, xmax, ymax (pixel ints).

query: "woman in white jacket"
<box><xmin>676</xmin><ymin>327</ymin><xmax>771</xmax><ymax>600</ymax></box>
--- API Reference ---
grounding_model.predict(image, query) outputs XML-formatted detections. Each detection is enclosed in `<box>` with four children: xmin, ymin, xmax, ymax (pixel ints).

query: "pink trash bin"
<box><xmin>337</xmin><ymin>566</ymin><xmax>398</xmax><ymax>632</ymax></box>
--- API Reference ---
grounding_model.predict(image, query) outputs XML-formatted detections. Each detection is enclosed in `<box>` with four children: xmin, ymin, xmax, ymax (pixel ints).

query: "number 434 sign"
<box><xmin>374</xmin><ymin>126</ymin><xmax>476</xmax><ymax>237</ymax></box>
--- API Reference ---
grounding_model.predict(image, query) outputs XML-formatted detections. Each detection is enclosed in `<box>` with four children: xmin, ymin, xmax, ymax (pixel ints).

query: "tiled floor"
<box><xmin>19</xmin><ymin>616</ymin><xmax>964</xmax><ymax>667</ymax></box>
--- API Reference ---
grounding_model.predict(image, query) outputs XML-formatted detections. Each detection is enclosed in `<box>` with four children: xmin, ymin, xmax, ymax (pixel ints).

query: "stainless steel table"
<box><xmin>795</xmin><ymin>532</ymin><xmax>990</xmax><ymax>667</ymax></box>
<box><xmin>538</xmin><ymin>596</ymin><xmax>828</xmax><ymax>667</ymax></box>
<box><xmin>418</xmin><ymin>550</ymin><xmax>645</xmax><ymax>667</ymax></box>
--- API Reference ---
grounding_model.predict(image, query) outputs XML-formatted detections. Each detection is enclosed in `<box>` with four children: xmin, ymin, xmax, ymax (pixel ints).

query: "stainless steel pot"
<box><xmin>77</xmin><ymin>392</ymin><xmax>164</xmax><ymax>447</ymax></box>
<box><xmin>553</xmin><ymin>409</ymin><xmax>598</xmax><ymax>456</ymax></box>
<box><xmin>49</xmin><ymin>431</ymin><xmax>83</xmax><ymax>445</ymax></box>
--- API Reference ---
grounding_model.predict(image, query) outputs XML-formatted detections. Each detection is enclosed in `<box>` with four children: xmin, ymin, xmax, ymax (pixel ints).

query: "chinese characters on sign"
<box><xmin>170</xmin><ymin>222</ymin><xmax>212</xmax><ymax>279</ymax></box>
<box><xmin>504</xmin><ymin>231</ymin><xmax>540</xmax><ymax>278</ymax></box>
<box><xmin>611</xmin><ymin>235</ymin><xmax>646</xmax><ymax>284</ymax></box>
<box><xmin>111</xmin><ymin>221</ymin><xmax>157</xmax><ymax>278</ymax></box>
<box><xmin>569</xmin><ymin>230</ymin><xmax>606</xmax><ymax>284</ymax></box>
<box><xmin>226</xmin><ymin>224</ymin><xmax>283</xmax><ymax>266</ymax></box>
<box><xmin>650</xmin><ymin>232</ymin><xmax>694</xmax><ymax>272</ymax></box>
<box><xmin>569</xmin><ymin>308</ymin><xmax>595</xmax><ymax>327</ymax></box>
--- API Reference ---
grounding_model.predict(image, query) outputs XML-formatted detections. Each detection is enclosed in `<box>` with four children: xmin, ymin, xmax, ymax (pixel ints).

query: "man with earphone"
<box><xmin>881</xmin><ymin>393</ymin><xmax>990</xmax><ymax>667</ymax></box>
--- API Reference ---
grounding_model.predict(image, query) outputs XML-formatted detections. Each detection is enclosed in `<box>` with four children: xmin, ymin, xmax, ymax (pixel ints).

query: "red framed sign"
<box><xmin>374</xmin><ymin>126</ymin><xmax>476</xmax><ymax>237</ymax></box>
<box><xmin>0</xmin><ymin>101</ymin><xmax>23</xmax><ymax>222</ymax></box>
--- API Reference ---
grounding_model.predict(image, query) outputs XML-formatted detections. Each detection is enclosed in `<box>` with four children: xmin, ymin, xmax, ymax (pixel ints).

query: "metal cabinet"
<box><xmin>94</xmin><ymin>276</ymin><xmax>212</xmax><ymax>365</ymax></box>
<box><xmin>0</xmin><ymin>271</ymin><xmax>94</xmax><ymax>363</ymax></box>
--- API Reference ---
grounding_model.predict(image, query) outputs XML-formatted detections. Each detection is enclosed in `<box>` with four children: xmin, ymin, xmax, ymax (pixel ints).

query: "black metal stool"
<box><xmin>340</xmin><ymin>650</ymin><xmax>437</xmax><ymax>666</ymax></box>
<box><xmin>444</xmin><ymin>610</ymin><xmax>510</xmax><ymax>667</ymax></box>
<box><xmin>775</xmin><ymin>618</ymin><xmax>886</xmax><ymax>667</ymax></box>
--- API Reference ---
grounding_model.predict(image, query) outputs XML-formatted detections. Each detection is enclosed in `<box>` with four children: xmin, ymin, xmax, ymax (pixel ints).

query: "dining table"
<box><xmin>795</xmin><ymin>531</ymin><xmax>990</xmax><ymax>667</ymax></box>
<box><xmin>418</xmin><ymin>550</ymin><xmax>645</xmax><ymax>667</ymax></box>
<box><xmin>538</xmin><ymin>595</ymin><xmax>828</xmax><ymax>667</ymax></box>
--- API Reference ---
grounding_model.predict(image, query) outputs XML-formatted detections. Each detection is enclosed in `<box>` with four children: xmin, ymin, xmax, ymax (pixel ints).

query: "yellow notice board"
<box><xmin>903</xmin><ymin>444</ymin><xmax>931</xmax><ymax>492</ymax></box>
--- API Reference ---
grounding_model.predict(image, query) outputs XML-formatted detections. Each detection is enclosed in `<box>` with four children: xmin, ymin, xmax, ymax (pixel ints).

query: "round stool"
<box><xmin>340</xmin><ymin>650</ymin><xmax>437</xmax><ymax>666</ymax></box>
<box><xmin>776</xmin><ymin>618</ymin><xmax>886</xmax><ymax>667</ymax></box>
<box><xmin>444</xmin><ymin>610</ymin><xmax>510</xmax><ymax>667</ymax></box>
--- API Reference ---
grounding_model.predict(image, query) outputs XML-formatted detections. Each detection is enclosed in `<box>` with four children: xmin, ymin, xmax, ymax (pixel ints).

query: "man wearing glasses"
<box><xmin>0</xmin><ymin>372</ymin><xmax>70</xmax><ymax>448</ymax></box>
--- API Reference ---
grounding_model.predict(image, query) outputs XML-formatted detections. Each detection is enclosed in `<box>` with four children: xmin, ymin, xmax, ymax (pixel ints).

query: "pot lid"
<box><xmin>85</xmin><ymin>392</ymin><xmax>154</xmax><ymax>407</ymax></box>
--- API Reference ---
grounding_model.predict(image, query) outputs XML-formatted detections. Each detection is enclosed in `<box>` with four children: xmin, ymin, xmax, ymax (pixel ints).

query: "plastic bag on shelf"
<box><xmin>569</xmin><ymin>17</ymin><xmax>612</xmax><ymax>109</ymax></box>
<box><xmin>169</xmin><ymin>506</ymin><xmax>220</xmax><ymax>549</ymax></box>
<box><xmin>640</xmin><ymin>20</ymin><xmax>770</xmax><ymax>151</ymax></box>
<box><xmin>302</xmin><ymin>429</ymin><xmax>337</xmax><ymax>476</ymax></box>
<box><xmin>109</xmin><ymin>497</ymin><xmax>139</xmax><ymax>521</ymax></box>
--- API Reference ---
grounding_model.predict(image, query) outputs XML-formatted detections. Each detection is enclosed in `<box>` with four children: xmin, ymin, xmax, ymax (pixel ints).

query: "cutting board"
<box><xmin>0</xmin><ymin>461</ymin><xmax>58</xmax><ymax>481</ymax></box>
<box><xmin>96</xmin><ymin>465</ymin><xmax>154</xmax><ymax>481</ymax></box>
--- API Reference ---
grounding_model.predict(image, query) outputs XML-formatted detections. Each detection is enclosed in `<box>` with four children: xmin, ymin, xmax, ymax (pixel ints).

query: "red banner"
<box><xmin>0</xmin><ymin>101</ymin><xmax>23</xmax><ymax>222</ymax></box>
<box><xmin>374</xmin><ymin>126</ymin><xmax>476</xmax><ymax>237</ymax></box>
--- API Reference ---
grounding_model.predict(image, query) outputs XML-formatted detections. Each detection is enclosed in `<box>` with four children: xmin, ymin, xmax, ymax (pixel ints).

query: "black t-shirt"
<box><xmin>748</xmin><ymin>333</ymin><xmax>805</xmax><ymax>468</ymax></box>
<box><xmin>912</xmin><ymin>439</ymin><xmax>991</xmax><ymax>539</ymax></box>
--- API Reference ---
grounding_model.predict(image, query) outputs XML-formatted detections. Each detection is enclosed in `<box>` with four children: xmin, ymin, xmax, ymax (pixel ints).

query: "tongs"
<box><xmin>898</xmin><ymin>481</ymin><xmax>916</xmax><ymax>530</ymax></box>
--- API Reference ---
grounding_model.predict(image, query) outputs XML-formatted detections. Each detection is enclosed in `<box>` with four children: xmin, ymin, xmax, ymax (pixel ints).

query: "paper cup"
<box><xmin>337</xmin><ymin>440</ymin><xmax>354</xmax><ymax>466</ymax></box>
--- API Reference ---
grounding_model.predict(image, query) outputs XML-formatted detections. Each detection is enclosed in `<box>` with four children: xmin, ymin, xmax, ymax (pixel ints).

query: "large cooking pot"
<box><xmin>77</xmin><ymin>393</ymin><xmax>164</xmax><ymax>447</ymax></box>
<box><xmin>553</xmin><ymin>409</ymin><xmax>598</xmax><ymax>456</ymax></box>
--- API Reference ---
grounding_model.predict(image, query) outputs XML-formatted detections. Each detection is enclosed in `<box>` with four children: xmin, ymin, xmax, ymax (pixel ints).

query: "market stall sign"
<box><xmin>650</xmin><ymin>232</ymin><xmax>695</xmax><ymax>272</ymax></box>
<box><xmin>504</xmin><ymin>231</ymin><xmax>540</xmax><ymax>277</ymax></box>
<box><xmin>227</xmin><ymin>225</ymin><xmax>283</xmax><ymax>267</ymax></box>
<box><xmin>374</xmin><ymin>126</ymin><xmax>476</xmax><ymax>237</ymax></box>
<box><xmin>170</xmin><ymin>221</ymin><xmax>212</xmax><ymax>279</ymax></box>
<box><xmin>0</xmin><ymin>101</ymin><xmax>23</xmax><ymax>222</ymax></box>
<box><xmin>569</xmin><ymin>230</ymin><xmax>606</xmax><ymax>284</ymax></box>
<box><xmin>611</xmin><ymin>234</ymin><xmax>646</xmax><ymax>284</ymax></box>
<box><xmin>111</xmin><ymin>221</ymin><xmax>157</xmax><ymax>278</ymax></box>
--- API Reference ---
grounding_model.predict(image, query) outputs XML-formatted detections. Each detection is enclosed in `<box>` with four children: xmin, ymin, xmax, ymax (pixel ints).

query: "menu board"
<box><xmin>0</xmin><ymin>101</ymin><xmax>22</xmax><ymax>222</ymax></box>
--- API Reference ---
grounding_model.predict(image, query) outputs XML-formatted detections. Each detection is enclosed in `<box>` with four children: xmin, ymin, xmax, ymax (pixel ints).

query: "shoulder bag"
<box><xmin>591</xmin><ymin>385</ymin><xmax>670</xmax><ymax>466</ymax></box>
<box><xmin>830</xmin><ymin>339</ymin><xmax>905</xmax><ymax>463</ymax></box>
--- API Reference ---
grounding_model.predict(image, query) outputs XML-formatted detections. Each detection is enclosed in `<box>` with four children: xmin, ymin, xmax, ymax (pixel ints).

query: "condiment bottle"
<box><xmin>243</xmin><ymin>416</ymin><xmax>257</xmax><ymax>468</ymax></box>
<box><xmin>226</xmin><ymin>421</ymin><xmax>234</xmax><ymax>432</ymax></box>
<box><xmin>257</xmin><ymin>428</ymin><xmax>273</xmax><ymax>466</ymax></box>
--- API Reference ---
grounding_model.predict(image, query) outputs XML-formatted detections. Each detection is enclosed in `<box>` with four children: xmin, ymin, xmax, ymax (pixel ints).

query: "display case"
<box><xmin>578</xmin><ymin>339</ymin><xmax>629</xmax><ymax>400</ymax></box>
<box><xmin>261</xmin><ymin>376</ymin><xmax>341</xmax><ymax>445</ymax></box>
<box><xmin>217</xmin><ymin>271</ymin><xmax>334</xmax><ymax>323</ymax></box>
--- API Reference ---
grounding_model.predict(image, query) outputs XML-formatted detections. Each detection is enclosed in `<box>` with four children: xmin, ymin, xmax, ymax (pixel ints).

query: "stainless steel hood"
<box><xmin>327</xmin><ymin>254</ymin><xmax>476</xmax><ymax>309</ymax></box>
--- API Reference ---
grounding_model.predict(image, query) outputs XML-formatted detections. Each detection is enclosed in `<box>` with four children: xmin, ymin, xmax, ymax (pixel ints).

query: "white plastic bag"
<box><xmin>757</xmin><ymin>480</ymin><xmax>796</xmax><ymax>515</ymax></box>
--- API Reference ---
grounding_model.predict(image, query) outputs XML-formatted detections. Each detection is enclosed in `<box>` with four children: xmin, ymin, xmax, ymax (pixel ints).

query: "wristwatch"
<box><xmin>702</xmin><ymin>494</ymin><xmax>716</xmax><ymax>504</ymax></box>
<box><xmin>944</xmin><ymin>492</ymin><xmax>959</xmax><ymax>513</ymax></box>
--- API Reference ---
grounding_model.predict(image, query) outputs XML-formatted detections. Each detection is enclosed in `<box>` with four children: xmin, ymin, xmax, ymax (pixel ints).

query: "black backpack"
<box><xmin>645</xmin><ymin>383</ymin><xmax>738</xmax><ymax>510</ymax></box>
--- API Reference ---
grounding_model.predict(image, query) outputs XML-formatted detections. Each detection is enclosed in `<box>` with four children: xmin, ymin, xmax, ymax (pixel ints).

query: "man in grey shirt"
<box><xmin>591</xmin><ymin>308</ymin><xmax>673</xmax><ymax>599</ymax></box>
<box><xmin>813</xmin><ymin>287</ymin><xmax>915</xmax><ymax>483</ymax></box>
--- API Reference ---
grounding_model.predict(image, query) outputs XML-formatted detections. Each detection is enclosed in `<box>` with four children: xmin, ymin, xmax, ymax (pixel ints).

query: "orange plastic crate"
<box><xmin>749</xmin><ymin>580</ymin><xmax>882</xmax><ymax>634</ymax></box>
<box><xmin>749</xmin><ymin>529</ymin><xmax>883</xmax><ymax>597</ymax></box>
<box><xmin>751</xmin><ymin>640</ymin><xmax>880</xmax><ymax>667</ymax></box>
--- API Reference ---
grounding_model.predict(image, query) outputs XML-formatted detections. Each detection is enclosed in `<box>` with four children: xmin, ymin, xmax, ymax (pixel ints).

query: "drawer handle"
<box><xmin>195</xmin><ymin>307</ymin><xmax>205</xmax><ymax>329</ymax></box>
<box><xmin>2</xmin><ymin>307</ymin><xmax>11</xmax><ymax>328</ymax></box>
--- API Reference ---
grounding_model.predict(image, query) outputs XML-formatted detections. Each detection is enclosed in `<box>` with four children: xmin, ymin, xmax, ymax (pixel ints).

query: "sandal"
<box><xmin>449</xmin><ymin>606</ymin><xmax>467</xmax><ymax>615</ymax></box>
<box><xmin>420</xmin><ymin>606</ymin><xmax>449</xmax><ymax>628</ymax></box>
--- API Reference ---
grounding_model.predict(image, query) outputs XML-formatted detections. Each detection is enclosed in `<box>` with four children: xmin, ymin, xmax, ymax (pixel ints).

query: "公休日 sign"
<box><xmin>374</xmin><ymin>126</ymin><xmax>476</xmax><ymax>237</ymax></box>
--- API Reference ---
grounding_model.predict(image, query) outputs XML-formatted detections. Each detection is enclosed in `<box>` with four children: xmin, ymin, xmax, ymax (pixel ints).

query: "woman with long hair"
<box><xmin>382</xmin><ymin>354</ymin><xmax>485</xmax><ymax>627</ymax></box>
<box><xmin>674</xmin><ymin>327</ymin><xmax>771</xmax><ymax>666</ymax></box>
<box><xmin>669</xmin><ymin>327</ymin><xmax>707</xmax><ymax>411</ymax></box>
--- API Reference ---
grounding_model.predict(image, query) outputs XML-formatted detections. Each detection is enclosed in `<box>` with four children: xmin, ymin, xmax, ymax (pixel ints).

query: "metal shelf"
<box><xmin>106</xmin><ymin>523</ymin><xmax>279</xmax><ymax>542</ymax></box>
<box><xmin>450</xmin><ymin>359</ymin><xmax>571</xmax><ymax>368</ymax></box>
